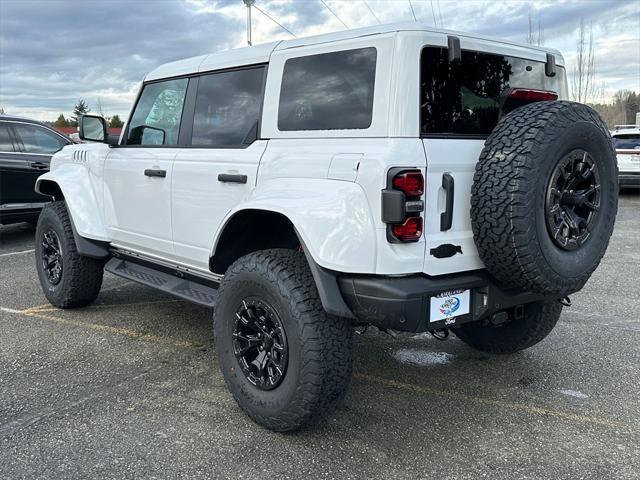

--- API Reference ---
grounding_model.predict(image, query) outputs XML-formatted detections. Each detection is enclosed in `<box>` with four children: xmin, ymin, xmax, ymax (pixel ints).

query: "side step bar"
<box><xmin>105</xmin><ymin>258</ymin><xmax>218</xmax><ymax>307</ymax></box>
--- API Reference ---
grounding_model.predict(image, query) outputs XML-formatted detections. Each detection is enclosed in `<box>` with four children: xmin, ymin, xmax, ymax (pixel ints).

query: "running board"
<box><xmin>105</xmin><ymin>258</ymin><xmax>218</xmax><ymax>307</ymax></box>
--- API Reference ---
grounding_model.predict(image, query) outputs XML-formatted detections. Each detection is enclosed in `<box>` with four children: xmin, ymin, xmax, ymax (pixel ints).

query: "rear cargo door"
<box><xmin>419</xmin><ymin>44</ymin><xmax>568</xmax><ymax>276</ymax></box>
<box><xmin>422</xmin><ymin>138</ymin><xmax>484</xmax><ymax>276</ymax></box>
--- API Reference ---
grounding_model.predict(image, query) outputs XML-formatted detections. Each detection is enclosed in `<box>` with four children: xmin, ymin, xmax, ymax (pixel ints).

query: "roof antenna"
<box><xmin>243</xmin><ymin>0</ymin><xmax>255</xmax><ymax>46</ymax></box>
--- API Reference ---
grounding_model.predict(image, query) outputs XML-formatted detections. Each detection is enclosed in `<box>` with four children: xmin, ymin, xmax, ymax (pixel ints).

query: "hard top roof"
<box><xmin>145</xmin><ymin>21</ymin><xmax>564</xmax><ymax>81</ymax></box>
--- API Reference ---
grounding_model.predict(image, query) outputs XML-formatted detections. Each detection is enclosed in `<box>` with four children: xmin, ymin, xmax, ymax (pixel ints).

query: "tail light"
<box><xmin>381</xmin><ymin>168</ymin><xmax>424</xmax><ymax>243</ymax></box>
<box><xmin>392</xmin><ymin>217</ymin><xmax>423</xmax><ymax>242</ymax></box>
<box><xmin>501</xmin><ymin>88</ymin><xmax>558</xmax><ymax>115</ymax></box>
<box><xmin>509</xmin><ymin>88</ymin><xmax>558</xmax><ymax>101</ymax></box>
<box><xmin>392</xmin><ymin>171</ymin><xmax>424</xmax><ymax>197</ymax></box>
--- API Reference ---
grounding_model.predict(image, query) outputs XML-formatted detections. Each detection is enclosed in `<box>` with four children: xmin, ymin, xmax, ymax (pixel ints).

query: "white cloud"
<box><xmin>0</xmin><ymin>0</ymin><xmax>638</xmax><ymax>120</ymax></box>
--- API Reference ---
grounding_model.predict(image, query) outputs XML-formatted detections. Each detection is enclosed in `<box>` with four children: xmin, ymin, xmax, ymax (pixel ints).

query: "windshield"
<box><xmin>613</xmin><ymin>134</ymin><xmax>640</xmax><ymax>150</ymax></box>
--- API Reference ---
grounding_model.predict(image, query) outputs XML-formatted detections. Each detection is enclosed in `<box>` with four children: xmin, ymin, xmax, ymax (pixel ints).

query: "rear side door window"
<box><xmin>278</xmin><ymin>47</ymin><xmax>377</xmax><ymax>131</ymax></box>
<box><xmin>191</xmin><ymin>66</ymin><xmax>265</xmax><ymax>147</ymax></box>
<box><xmin>126</xmin><ymin>78</ymin><xmax>188</xmax><ymax>145</ymax></box>
<box><xmin>12</xmin><ymin>123</ymin><xmax>67</xmax><ymax>154</ymax></box>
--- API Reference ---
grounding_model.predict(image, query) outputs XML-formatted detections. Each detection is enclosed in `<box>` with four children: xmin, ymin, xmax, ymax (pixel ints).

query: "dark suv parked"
<box><xmin>0</xmin><ymin>116</ymin><xmax>72</xmax><ymax>225</ymax></box>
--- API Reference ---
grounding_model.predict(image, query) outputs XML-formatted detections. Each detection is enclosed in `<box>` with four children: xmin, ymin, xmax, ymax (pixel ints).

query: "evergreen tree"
<box><xmin>54</xmin><ymin>113</ymin><xmax>68</xmax><ymax>128</ymax></box>
<box><xmin>109</xmin><ymin>114</ymin><xmax>124</xmax><ymax>128</ymax></box>
<box><xmin>70</xmin><ymin>99</ymin><xmax>90</xmax><ymax>126</ymax></box>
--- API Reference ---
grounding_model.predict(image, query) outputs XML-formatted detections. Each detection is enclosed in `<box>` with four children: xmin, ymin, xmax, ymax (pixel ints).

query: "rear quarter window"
<box><xmin>278</xmin><ymin>47</ymin><xmax>377</xmax><ymax>131</ymax></box>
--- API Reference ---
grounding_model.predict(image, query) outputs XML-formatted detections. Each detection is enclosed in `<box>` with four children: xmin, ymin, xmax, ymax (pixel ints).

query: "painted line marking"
<box><xmin>2</xmin><ymin>306</ymin><xmax>203</xmax><ymax>350</ymax></box>
<box><xmin>2</xmin><ymin>305</ymin><xmax>633</xmax><ymax>432</ymax></box>
<box><xmin>26</xmin><ymin>298</ymin><xmax>184</xmax><ymax>313</ymax></box>
<box><xmin>0</xmin><ymin>249</ymin><xmax>35</xmax><ymax>257</ymax></box>
<box><xmin>0</xmin><ymin>307</ymin><xmax>22</xmax><ymax>314</ymax></box>
<box><xmin>354</xmin><ymin>373</ymin><xmax>633</xmax><ymax>431</ymax></box>
<box><xmin>21</xmin><ymin>280</ymin><xmax>135</xmax><ymax>313</ymax></box>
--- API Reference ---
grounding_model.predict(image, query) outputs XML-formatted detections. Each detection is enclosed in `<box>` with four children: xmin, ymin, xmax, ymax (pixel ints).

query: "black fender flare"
<box><xmin>297</xmin><ymin>234</ymin><xmax>355</xmax><ymax>319</ymax></box>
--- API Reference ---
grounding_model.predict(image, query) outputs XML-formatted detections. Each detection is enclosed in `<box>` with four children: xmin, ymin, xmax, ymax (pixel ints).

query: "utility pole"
<box><xmin>243</xmin><ymin>0</ymin><xmax>255</xmax><ymax>46</ymax></box>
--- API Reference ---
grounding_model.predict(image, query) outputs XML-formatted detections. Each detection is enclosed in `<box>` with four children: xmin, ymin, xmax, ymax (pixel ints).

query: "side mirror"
<box><xmin>128</xmin><ymin>125</ymin><xmax>166</xmax><ymax>145</ymax></box>
<box><xmin>79</xmin><ymin>114</ymin><xmax>108</xmax><ymax>143</ymax></box>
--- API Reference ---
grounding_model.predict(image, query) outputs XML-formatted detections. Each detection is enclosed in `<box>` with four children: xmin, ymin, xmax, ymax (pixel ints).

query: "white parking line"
<box><xmin>0</xmin><ymin>249</ymin><xmax>35</xmax><ymax>258</ymax></box>
<box><xmin>0</xmin><ymin>307</ymin><xmax>22</xmax><ymax>314</ymax></box>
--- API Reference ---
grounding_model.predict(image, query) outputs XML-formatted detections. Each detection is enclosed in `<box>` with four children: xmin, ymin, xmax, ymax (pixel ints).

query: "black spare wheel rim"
<box><xmin>545</xmin><ymin>149</ymin><xmax>601</xmax><ymax>251</ymax></box>
<box><xmin>41</xmin><ymin>229</ymin><xmax>63</xmax><ymax>286</ymax></box>
<box><xmin>233</xmin><ymin>297</ymin><xmax>288</xmax><ymax>390</ymax></box>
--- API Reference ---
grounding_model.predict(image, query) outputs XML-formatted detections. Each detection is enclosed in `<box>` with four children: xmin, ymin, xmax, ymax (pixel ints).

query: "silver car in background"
<box><xmin>612</xmin><ymin>125</ymin><xmax>640</xmax><ymax>189</ymax></box>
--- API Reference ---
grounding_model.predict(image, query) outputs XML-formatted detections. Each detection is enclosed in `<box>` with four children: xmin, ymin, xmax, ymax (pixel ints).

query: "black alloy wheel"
<box><xmin>233</xmin><ymin>297</ymin><xmax>288</xmax><ymax>390</ymax></box>
<box><xmin>41</xmin><ymin>229</ymin><xmax>63</xmax><ymax>285</ymax></box>
<box><xmin>545</xmin><ymin>149</ymin><xmax>601</xmax><ymax>251</ymax></box>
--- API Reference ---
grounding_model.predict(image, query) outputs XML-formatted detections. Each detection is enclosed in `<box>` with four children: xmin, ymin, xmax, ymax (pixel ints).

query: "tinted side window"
<box><xmin>192</xmin><ymin>67</ymin><xmax>264</xmax><ymax>147</ymax></box>
<box><xmin>13</xmin><ymin>123</ymin><xmax>67</xmax><ymax>154</ymax></box>
<box><xmin>278</xmin><ymin>47</ymin><xmax>377</xmax><ymax>131</ymax></box>
<box><xmin>0</xmin><ymin>124</ymin><xmax>15</xmax><ymax>152</ymax></box>
<box><xmin>420</xmin><ymin>47</ymin><xmax>567</xmax><ymax>136</ymax></box>
<box><xmin>127</xmin><ymin>78</ymin><xmax>188</xmax><ymax>145</ymax></box>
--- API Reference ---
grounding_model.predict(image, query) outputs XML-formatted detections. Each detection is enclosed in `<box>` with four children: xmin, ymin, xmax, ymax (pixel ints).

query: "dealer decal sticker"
<box><xmin>429</xmin><ymin>289</ymin><xmax>471</xmax><ymax>322</ymax></box>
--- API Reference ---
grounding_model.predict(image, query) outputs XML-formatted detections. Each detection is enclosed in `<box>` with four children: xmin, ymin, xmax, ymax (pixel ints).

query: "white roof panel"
<box><xmin>198</xmin><ymin>40</ymin><xmax>280</xmax><ymax>73</ymax></box>
<box><xmin>145</xmin><ymin>21</ymin><xmax>564</xmax><ymax>81</ymax></box>
<box><xmin>146</xmin><ymin>41</ymin><xmax>279</xmax><ymax>81</ymax></box>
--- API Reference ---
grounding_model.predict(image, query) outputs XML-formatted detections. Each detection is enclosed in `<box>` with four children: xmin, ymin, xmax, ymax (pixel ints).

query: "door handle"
<box><xmin>440</xmin><ymin>173</ymin><xmax>454</xmax><ymax>231</ymax></box>
<box><xmin>30</xmin><ymin>161</ymin><xmax>49</xmax><ymax>170</ymax></box>
<box><xmin>218</xmin><ymin>173</ymin><xmax>247</xmax><ymax>184</ymax></box>
<box><xmin>144</xmin><ymin>169</ymin><xmax>166</xmax><ymax>178</ymax></box>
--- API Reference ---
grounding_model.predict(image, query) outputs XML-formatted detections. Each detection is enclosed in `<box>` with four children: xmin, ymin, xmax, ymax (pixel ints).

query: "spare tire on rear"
<box><xmin>471</xmin><ymin>101</ymin><xmax>618</xmax><ymax>296</ymax></box>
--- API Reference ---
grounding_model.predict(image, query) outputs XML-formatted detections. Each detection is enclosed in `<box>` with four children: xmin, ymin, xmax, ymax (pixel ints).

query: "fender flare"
<box><xmin>212</xmin><ymin>178</ymin><xmax>377</xmax><ymax>273</ymax></box>
<box><xmin>36</xmin><ymin>165</ymin><xmax>111</xmax><ymax>259</ymax></box>
<box><xmin>211</xmin><ymin>178</ymin><xmax>378</xmax><ymax>318</ymax></box>
<box><xmin>35</xmin><ymin>164</ymin><xmax>109</xmax><ymax>242</ymax></box>
<box><xmin>297</xmin><ymin>235</ymin><xmax>355</xmax><ymax>319</ymax></box>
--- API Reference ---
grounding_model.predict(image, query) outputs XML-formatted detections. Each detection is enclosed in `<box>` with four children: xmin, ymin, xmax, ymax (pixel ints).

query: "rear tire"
<box><xmin>453</xmin><ymin>300</ymin><xmax>562</xmax><ymax>354</ymax></box>
<box><xmin>213</xmin><ymin>249</ymin><xmax>353</xmax><ymax>432</ymax></box>
<box><xmin>35</xmin><ymin>201</ymin><xmax>104</xmax><ymax>308</ymax></box>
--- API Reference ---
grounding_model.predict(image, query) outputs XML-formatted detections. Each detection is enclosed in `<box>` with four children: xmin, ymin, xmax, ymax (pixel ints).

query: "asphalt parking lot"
<box><xmin>0</xmin><ymin>191</ymin><xmax>638</xmax><ymax>480</ymax></box>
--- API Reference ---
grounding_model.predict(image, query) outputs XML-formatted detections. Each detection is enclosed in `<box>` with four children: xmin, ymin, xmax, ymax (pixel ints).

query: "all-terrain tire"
<box><xmin>453</xmin><ymin>301</ymin><xmax>562</xmax><ymax>354</ymax></box>
<box><xmin>35</xmin><ymin>201</ymin><xmax>104</xmax><ymax>308</ymax></box>
<box><xmin>471</xmin><ymin>101</ymin><xmax>618</xmax><ymax>296</ymax></box>
<box><xmin>213</xmin><ymin>249</ymin><xmax>353</xmax><ymax>432</ymax></box>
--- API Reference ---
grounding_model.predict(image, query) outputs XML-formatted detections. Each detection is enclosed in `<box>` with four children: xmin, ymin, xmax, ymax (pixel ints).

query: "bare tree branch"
<box><xmin>571</xmin><ymin>18</ymin><xmax>598</xmax><ymax>103</ymax></box>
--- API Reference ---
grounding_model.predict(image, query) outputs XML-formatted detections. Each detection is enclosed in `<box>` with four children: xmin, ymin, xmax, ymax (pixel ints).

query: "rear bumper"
<box><xmin>338</xmin><ymin>271</ymin><xmax>546</xmax><ymax>332</ymax></box>
<box><xmin>619</xmin><ymin>172</ymin><xmax>640</xmax><ymax>188</ymax></box>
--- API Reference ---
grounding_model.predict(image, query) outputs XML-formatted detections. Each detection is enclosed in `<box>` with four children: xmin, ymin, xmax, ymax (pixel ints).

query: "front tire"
<box><xmin>453</xmin><ymin>300</ymin><xmax>562</xmax><ymax>354</ymax></box>
<box><xmin>213</xmin><ymin>249</ymin><xmax>353</xmax><ymax>431</ymax></box>
<box><xmin>35</xmin><ymin>201</ymin><xmax>104</xmax><ymax>308</ymax></box>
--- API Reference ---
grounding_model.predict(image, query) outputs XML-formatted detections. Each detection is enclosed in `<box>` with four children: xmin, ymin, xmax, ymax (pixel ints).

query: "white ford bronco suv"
<box><xmin>33</xmin><ymin>23</ymin><xmax>618</xmax><ymax>431</ymax></box>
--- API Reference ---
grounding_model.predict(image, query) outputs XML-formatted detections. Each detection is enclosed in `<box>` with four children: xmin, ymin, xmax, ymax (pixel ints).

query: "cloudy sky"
<box><xmin>0</xmin><ymin>0</ymin><xmax>638</xmax><ymax>121</ymax></box>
